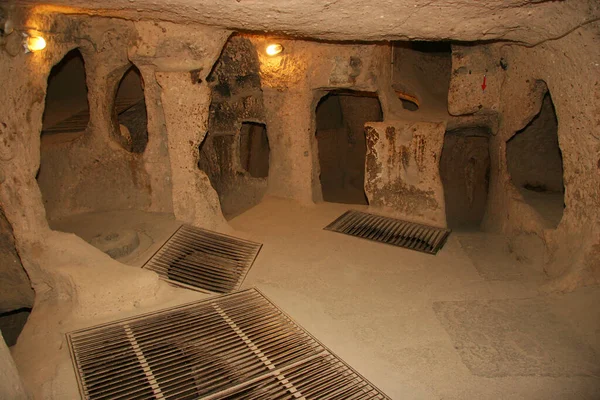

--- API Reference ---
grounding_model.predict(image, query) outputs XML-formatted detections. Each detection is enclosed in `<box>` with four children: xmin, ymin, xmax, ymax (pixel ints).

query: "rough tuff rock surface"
<box><xmin>0</xmin><ymin>2</ymin><xmax>599</xmax><ymax>398</ymax></box>
<box><xmin>35</xmin><ymin>18</ymin><xmax>174</xmax><ymax>221</ymax></box>
<box><xmin>0</xmin><ymin>332</ymin><xmax>28</xmax><ymax>399</ymax></box>
<box><xmin>14</xmin><ymin>0</ymin><xmax>600</xmax><ymax>44</ymax></box>
<box><xmin>0</xmin><ymin>11</ymin><xmax>230</xmax><ymax>398</ymax></box>
<box><xmin>448</xmin><ymin>24</ymin><xmax>600</xmax><ymax>290</ymax></box>
<box><xmin>157</xmin><ymin>71</ymin><xmax>227</xmax><ymax>230</ymax></box>
<box><xmin>250</xmin><ymin>37</ymin><xmax>390</xmax><ymax>203</ymax></box>
<box><xmin>134</xmin><ymin>20</ymin><xmax>231</xmax><ymax>229</ymax></box>
<box><xmin>0</xmin><ymin>208</ymin><xmax>34</xmax><ymax>313</ymax></box>
<box><xmin>199</xmin><ymin>35</ymin><xmax>269</xmax><ymax>218</ymax></box>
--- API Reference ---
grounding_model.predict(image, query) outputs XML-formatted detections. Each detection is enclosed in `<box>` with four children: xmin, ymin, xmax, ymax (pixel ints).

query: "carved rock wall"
<box><xmin>365</xmin><ymin>121</ymin><xmax>447</xmax><ymax>227</ymax></box>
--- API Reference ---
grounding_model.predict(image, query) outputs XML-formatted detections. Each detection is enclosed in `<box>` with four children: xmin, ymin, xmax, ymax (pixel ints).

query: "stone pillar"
<box><xmin>83</xmin><ymin>47</ymin><xmax>130</xmax><ymax>146</ymax></box>
<box><xmin>138</xmin><ymin>65</ymin><xmax>174</xmax><ymax>213</ymax></box>
<box><xmin>262</xmin><ymin>88</ymin><xmax>320</xmax><ymax>204</ymax></box>
<box><xmin>156</xmin><ymin>72</ymin><xmax>226</xmax><ymax>229</ymax></box>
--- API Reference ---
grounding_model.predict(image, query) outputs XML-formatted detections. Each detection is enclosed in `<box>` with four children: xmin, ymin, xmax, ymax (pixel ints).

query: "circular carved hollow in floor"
<box><xmin>89</xmin><ymin>229</ymin><xmax>140</xmax><ymax>259</ymax></box>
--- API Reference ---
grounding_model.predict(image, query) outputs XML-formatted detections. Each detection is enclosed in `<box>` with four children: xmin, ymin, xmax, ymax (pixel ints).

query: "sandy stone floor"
<box><xmin>47</xmin><ymin>197</ymin><xmax>600</xmax><ymax>399</ymax></box>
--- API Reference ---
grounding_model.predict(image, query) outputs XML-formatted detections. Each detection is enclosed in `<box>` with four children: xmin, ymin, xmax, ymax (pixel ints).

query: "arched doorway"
<box><xmin>315</xmin><ymin>90</ymin><xmax>383</xmax><ymax>204</ymax></box>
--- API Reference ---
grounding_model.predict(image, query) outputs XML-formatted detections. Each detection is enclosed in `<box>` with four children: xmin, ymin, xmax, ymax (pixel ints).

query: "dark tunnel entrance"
<box><xmin>113</xmin><ymin>64</ymin><xmax>148</xmax><ymax>153</ymax></box>
<box><xmin>239</xmin><ymin>122</ymin><xmax>270</xmax><ymax>179</ymax></box>
<box><xmin>440</xmin><ymin>126</ymin><xmax>491</xmax><ymax>230</ymax></box>
<box><xmin>41</xmin><ymin>48</ymin><xmax>89</xmax><ymax>137</ymax></box>
<box><xmin>315</xmin><ymin>91</ymin><xmax>383</xmax><ymax>205</ymax></box>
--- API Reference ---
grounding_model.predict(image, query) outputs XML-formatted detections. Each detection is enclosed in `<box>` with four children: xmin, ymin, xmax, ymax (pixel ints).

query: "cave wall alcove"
<box><xmin>36</xmin><ymin>44</ymin><xmax>157</xmax><ymax>223</ymax></box>
<box><xmin>392</xmin><ymin>41</ymin><xmax>452</xmax><ymax>114</ymax></box>
<box><xmin>506</xmin><ymin>91</ymin><xmax>564</xmax><ymax>229</ymax></box>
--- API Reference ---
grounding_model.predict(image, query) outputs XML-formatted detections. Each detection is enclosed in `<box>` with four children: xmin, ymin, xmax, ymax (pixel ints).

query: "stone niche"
<box><xmin>506</xmin><ymin>93</ymin><xmax>564</xmax><ymax>229</ymax></box>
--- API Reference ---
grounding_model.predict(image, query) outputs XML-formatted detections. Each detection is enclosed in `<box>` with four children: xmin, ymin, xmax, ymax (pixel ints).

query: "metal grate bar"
<box><xmin>213</xmin><ymin>304</ymin><xmax>304</xmax><ymax>399</ymax></box>
<box><xmin>123</xmin><ymin>325</ymin><xmax>166</xmax><ymax>399</ymax></box>
<box><xmin>325</xmin><ymin>210</ymin><xmax>451</xmax><ymax>255</ymax></box>
<box><xmin>67</xmin><ymin>289</ymin><xmax>390</xmax><ymax>400</ymax></box>
<box><xmin>143</xmin><ymin>224</ymin><xmax>262</xmax><ymax>294</ymax></box>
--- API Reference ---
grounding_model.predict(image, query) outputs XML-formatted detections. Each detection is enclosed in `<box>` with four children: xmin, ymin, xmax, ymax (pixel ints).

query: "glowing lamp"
<box><xmin>25</xmin><ymin>36</ymin><xmax>46</xmax><ymax>52</ymax></box>
<box><xmin>265</xmin><ymin>43</ymin><xmax>283</xmax><ymax>56</ymax></box>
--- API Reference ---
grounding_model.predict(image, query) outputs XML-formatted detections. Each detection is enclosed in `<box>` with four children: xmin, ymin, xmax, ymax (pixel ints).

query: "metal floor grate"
<box><xmin>67</xmin><ymin>289</ymin><xmax>390</xmax><ymax>400</ymax></box>
<box><xmin>142</xmin><ymin>224</ymin><xmax>262</xmax><ymax>294</ymax></box>
<box><xmin>325</xmin><ymin>210</ymin><xmax>451</xmax><ymax>255</ymax></box>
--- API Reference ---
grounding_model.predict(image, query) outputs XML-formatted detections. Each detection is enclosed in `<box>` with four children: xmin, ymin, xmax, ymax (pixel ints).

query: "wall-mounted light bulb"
<box><xmin>265</xmin><ymin>43</ymin><xmax>283</xmax><ymax>56</ymax></box>
<box><xmin>25</xmin><ymin>35</ymin><xmax>46</xmax><ymax>52</ymax></box>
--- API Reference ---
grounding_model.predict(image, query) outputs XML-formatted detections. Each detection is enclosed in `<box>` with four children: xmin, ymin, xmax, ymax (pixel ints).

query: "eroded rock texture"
<box><xmin>0</xmin><ymin>1</ymin><xmax>598</xmax><ymax>398</ymax></box>
<box><xmin>365</xmin><ymin>121</ymin><xmax>447</xmax><ymax>227</ymax></box>
<box><xmin>448</xmin><ymin>24</ymin><xmax>600</xmax><ymax>290</ymax></box>
<box><xmin>200</xmin><ymin>36</ymin><xmax>269</xmax><ymax>218</ymax></box>
<box><xmin>0</xmin><ymin>11</ymin><xmax>231</xmax><ymax>397</ymax></box>
<box><xmin>0</xmin><ymin>208</ymin><xmax>34</xmax><ymax>313</ymax></box>
<box><xmin>14</xmin><ymin>0</ymin><xmax>599</xmax><ymax>44</ymax></box>
<box><xmin>35</xmin><ymin>18</ymin><xmax>172</xmax><ymax>221</ymax></box>
<box><xmin>0</xmin><ymin>333</ymin><xmax>28</xmax><ymax>399</ymax></box>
